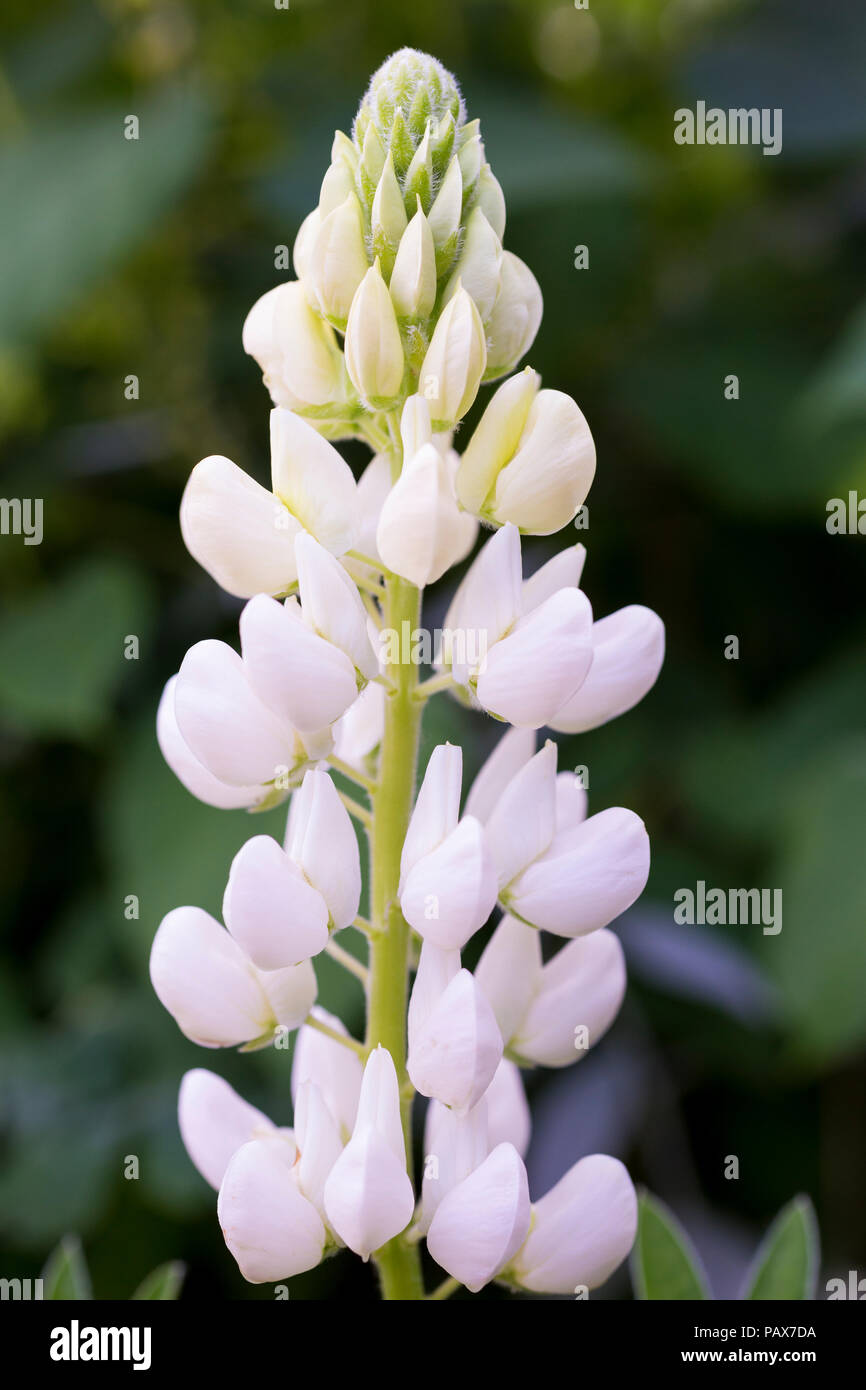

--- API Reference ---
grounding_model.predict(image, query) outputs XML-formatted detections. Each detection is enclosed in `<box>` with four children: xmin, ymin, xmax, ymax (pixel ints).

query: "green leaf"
<box><xmin>131</xmin><ymin>1260</ymin><xmax>186</xmax><ymax>1301</ymax></box>
<box><xmin>744</xmin><ymin>1197</ymin><xmax>819</xmax><ymax>1300</ymax></box>
<box><xmin>0</xmin><ymin>558</ymin><xmax>153</xmax><ymax>741</ymax></box>
<box><xmin>41</xmin><ymin>1235</ymin><xmax>93</xmax><ymax>1300</ymax></box>
<box><xmin>631</xmin><ymin>1191</ymin><xmax>711</xmax><ymax>1300</ymax></box>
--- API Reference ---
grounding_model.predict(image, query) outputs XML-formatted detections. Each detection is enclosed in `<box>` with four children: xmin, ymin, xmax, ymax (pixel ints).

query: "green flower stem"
<box><xmin>367</xmin><ymin>570</ymin><xmax>426</xmax><ymax>1300</ymax></box>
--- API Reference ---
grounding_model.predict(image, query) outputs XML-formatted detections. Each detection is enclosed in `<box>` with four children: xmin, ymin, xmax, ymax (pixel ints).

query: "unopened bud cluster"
<box><xmin>151</xmin><ymin>50</ymin><xmax>666</xmax><ymax>1300</ymax></box>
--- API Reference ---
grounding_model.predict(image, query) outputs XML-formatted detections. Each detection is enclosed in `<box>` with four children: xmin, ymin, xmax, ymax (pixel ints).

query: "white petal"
<box><xmin>223</xmin><ymin>834</ymin><xmax>329</xmax><ymax>970</ymax></box>
<box><xmin>178</xmin><ymin>1069</ymin><xmax>284</xmax><ymax>1190</ymax></box>
<box><xmin>508</xmin><ymin>807</ymin><xmax>650</xmax><ymax>937</ymax></box>
<box><xmin>555</xmin><ymin>770</ymin><xmax>588</xmax><ymax>829</ymax></box>
<box><xmin>323</xmin><ymin>1126</ymin><xmax>415</xmax><ymax>1259</ymax></box>
<box><xmin>243</xmin><ymin>282</ymin><xmax>344</xmax><ymax>409</ymax></box>
<box><xmin>180</xmin><ymin>455</ymin><xmax>298</xmax><ymax>599</ymax></box>
<box><xmin>464</xmin><ymin>726</ymin><xmax>536</xmax><ymax>824</ymax></box>
<box><xmin>418</xmin><ymin>285</ymin><xmax>487</xmax><ymax>429</ymax></box>
<box><xmin>291</xmin><ymin>1007</ymin><xmax>363</xmax><ymax>1141</ymax></box>
<box><xmin>485</xmin><ymin>252</ymin><xmax>543</xmax><ymax>378</ymax></box>
<box><xmin>389</xmin><ymin>206</ymin><xmax>437</xmax><ymax>319</ymax></box>
<box><xmin>218</xmin><ymin>1137</ymin><xmax>325</xmax><ymax>1282</ymax></box>
<box><xmin>419</xmin><ymin>1099</ymin><xmax>489</xmax><ymax>1234</ymax></box>
<box><xmin>407</xmin><ymin>941</ymin><xmax>461</xmax><ymax>1055</ymax></box>
<box><xmin>284</xmin><ymin>769</ymin><xmax>361</xmax><ymax>931</ymax></box>
<box><xmin>174</xmin><ymin>639</ymin><xmax>297</xmax><ymax>788</ymax></box>
<box><xmin>548</xmin><ymin>605</ymin><xmax>665</xmax><ymax>734</ymax></box>
<box><xmin>307</xmin><ymin>194</ymin><xmax>369</xmax><ymax>327</ymax></box>
<box><xmin>456</xmin><ymin>367</ymin><xmax>539</xmax><ymax>516</ymax></box>
<box><xmin>522</xmin><ymin>544</ymin><xmax>587</xmax><ymax>613</ymax></box>
<box><xmin>345</xmin><ymin>261</ymin><xmax>404</xmax><ymax>403</ymax></box>
<box><xmin>257</xmin><ymin>959</ymin><xmax>317</xmax><ymax>1033</ymax></box>
<box><xmin>293</xmin><ymin>1080</ymin><xmax>345</xmax><ymax>1225</ymax></box>
<box><xmin>484</xmin><ymin>1061</ymin><xmax>531</xmax><ymax>1157</ymax></box>
<box><xmin>444</xmin><ymin>206</ymin><xmax>502</xmax><ymax>321</ymax></box>
<box><xmin>485</xmin><ymin>740</ymin><xmax>558</xmax><ymax>887</ymax></box>
<box><xmin>474</xmin><ymin>914</ymin><xmax>542</xmax><ymax>1046</ymax></box>
<box><xmin>157</xmin><ymin>676</ymin><xmax>263</xmax><ymax>810</ymax></box>
<box><xmin>240</xmin><ymin>594</ymin><xmax>358</xmax><ymax>734</ymax></box>
<box><xmin>295</xmin><ymin>531</ymin><xmax>378</xmax><ymax>679</ymax></box>
<box><xmin>514</xmin><ymin>1155</ymin><xmax>637</xmax><ymax>1293</ymax></box>
<box><xmin>442</xmin><ymin>523</ymin><xmax>523</xmax><ymax>679</ymax></box>
<box><xmin>333</xmin><ymin>680</ymin><xmax>385</xmax><ymax>769</ymax></box>
<box><xmin>426</xmin><ymin>1143</ymin><xmax>531</xmax><ymax>1292</ymax></box>
<box><xmin>270</xmin><ymin>408</ymin><xmax>359</xmax><ymax>556</ymax></box>
<box><xmin>376</xmin><ymin>442</ymin><xmax>472</xmax><ymax>587</ymax></box>
<box><xmin>353</xmin><ymin>1045</ymin><xmax>406</xmax><ymax>1162</ymax></box>
<box><xmin>400</xmin><ymin>743</ymin><xmax>462</xmax><ymax>881</ymax></box>
<box><xmin>476</xmin><ymin>588</ymin><xmax>594</xmax><ymax>729</ymax></box>
<box><xmin>401</xmin><ymin>817</ymin><xmax>498</xmax><ymax>950</ymax></box>
<box><xmin>408</xmin><ymin>968</ymin><xmax>503</xmax><ymax>1114</ymax></box>
<box><xmin>150</xmin><ymin>907</ymin><xmax>272</xmax><ymax>1047</ymax></box>
<box><xmin>492</xmin><ymin>389</ymin><xmax>595</xmax><ymax>533</ymax></box>
<box><xmin>514</xmin><ymin>929</ymin><xmax>626</xmax><ymax>1067</ymax></box>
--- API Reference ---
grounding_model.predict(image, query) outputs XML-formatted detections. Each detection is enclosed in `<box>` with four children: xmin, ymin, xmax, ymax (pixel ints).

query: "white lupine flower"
<box><xmin>179</xmin><ymin>455</ymin><xmax>301</xmax><ymax>601</ymax></box>
<box><xmin>222</xmin><ymin>834</ymin><xmax>330</xmax><ymax>971</ymax></box>
<box><xmin>418</xmin><ymin>285</ymin><xmax>487</xmax><ymax>430</ymax></box>
<box><xmin>485</xmin><ymin>1059</ymin><xmax>531</xmax><ymax>1157</ymax></box>
<box><xmin>239</xmin><ymin>595</ymin><xmax>359</xmax><ymax>735</ymax></box>
<box><xmin>292</xmin><ymin>209</ymin><xmax>320</xmax><ymax>282</ymax></box>
<box><xmin>270</xmin><ymin>408</ymin><xmax>359</xmax><ymax>557</ymax></box>
<box><xmin>504</xmin><ymin>806</ymin><xmax>650</xmax><ymax>939</ymax></box>
<box><xmin>426</xmin><ymin>1143</ymin><xmax>531</xmax><ymax>1293</ymax></box>
<box><xmin>407</xmin><ymin>942</ymin><xmax>503</xmax><ymax>1113</ymax></box>
<box><xmin>323</xmin><ymin>1047</ymin><xmax>415</xmax><ymax>1258</ymax></box>
<box><xmin>292</xmin><ymin>1007</ymin><xmax>363</xmax><ymax>1142</ymax></box>
<box><xmin>457</xmin><ymin>372</ymin><xmax>595</xmax><ymax>533</ymax></box>
<box><xmin>548</xmin><ymin>603</ymin><xmax>665</xmax><ymax>734</ymax></box>
<box><xmin>419</xmin><ymin>1098</ymin><xmax>489</xmax><ymax>1234</ymax></box>
<box><xmin>157</xmin><ymin>675</ymin><xmax>265</xmax><ymax>810</ymax></box>
<box><xmin>476</xmin><ymin>164</ymin><xmax>506</xmax><ymax>240</ymax></box>
<box><xmin>371</xmin><ymin>152</ymin><xmax>408</xmax><ymax>267</ymax></box>
<box><xmin>485</xmin><ymin>251</ymin><xmax>543</xmax><ymax>380</ymax></box>
<box><xmin>344</xmin><ymin>261</ymin><xmax>404</xmax><ymax>405</ymax></box>
<box><xmin>427</xmin><ymin>154</ymin><xmax>463</xmax><ymax>252</ymax></box>
<box><xmin>389</xmin><ymin>204</ymin><xmax>437</xmax><ymax>319</ymax></box>
<box><xmin>178</xmin><ymin>1069</ymin><xmax>291</xmax><ymax>1191</ymax></box>
<box><xmin>242</xmin><ymin>281</ymin><xmax>347</xmax><ymax>412</ymax></box>
<box><xmin>171</xmin><ymin>639</ymin><xmax>329</xmax><ymax>796</ymax></box>
<box><xmin>443</xmin><ymin>525</ymin><xmax>594</xmax><ymax>728</ymax></box>
<box><xmin>477</xmin><ymin>915</ymin><xmax>626</xmax><ymax>1067</ymax></box>
<box><xmin>295</xmin><ymin>532</ymin><xmax>379</xmax><ymax>682</ymax></box>
<box><xmin>376</xmin><ymin>440</ymin><xmax>477</xmax><ymax>587</ymax></box>
<box><xmin>284</xmin><ymin>769</ymin><xmax>362</xmax><ymax>933</ymax></box>
<box><xmin>150</xmin><ymin>906</ymin><xmax>316</xmax><ymax>1048</ymax></box>
<box><xmin>306</xmin><ymin>193</ymin><xmax>370</xmax><ymax>327</ymax></box>
<box><xmin>293</xmin><ymin>1080</ymin><xmax>346</xmax><ymax>1228</ymax></box>
<box><xmin>399</xmin><ymin>745</ymin><xmax>497</xmax><ymax>950</ymax></box>
<box><xmin>511</xmin><ymin>1155</ymin><xmax>638</xmax><ymax>1294</ymax></box>
<box><xmin>218</xmin><ymin>1136</ymin><xmax>326</xmax><ymax>1283</ymax></box>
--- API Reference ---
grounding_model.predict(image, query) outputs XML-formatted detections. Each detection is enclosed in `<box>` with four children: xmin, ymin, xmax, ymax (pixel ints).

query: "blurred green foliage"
<box><xmin>0</xmin><ymin>0</ymin><xmax>864</xmax><ymax>1300</ymax></box>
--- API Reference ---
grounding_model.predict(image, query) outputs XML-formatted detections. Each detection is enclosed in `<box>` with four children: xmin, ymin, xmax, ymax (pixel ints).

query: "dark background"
<box><xmin>1</xmin><ymin>0</ymin><xmax>864</xmax><ymax>1300</ymax></box>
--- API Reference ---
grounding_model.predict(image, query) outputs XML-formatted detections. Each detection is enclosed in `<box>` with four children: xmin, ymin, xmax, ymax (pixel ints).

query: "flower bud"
<box><xmin>419</xmin><ymin>1098</ymin><xmax>489</xmax><ymax>1234</ymax></box>
<box><xmin>484</xmin><ymin>741</ymin><xmax>558</xmax><ymax>887</ymax></box>
<box><xmin>150</xmin><ymin>906</ymin><xmax>316</xmax><ymax>1048</ymax></box>
<box><xmin>323</xmin><ymin>1047</ymin><xmax>415</xmax><ymax>1258</ymax></box>
<box><xmin>426</xmin><ymin>1143</ymin><xmax>530</xmax><ymax>1292</ymax></box>
<box><xmin>293</xmin><ymin>1080</ymin><xmax>345</xmax><ymax>1226</ymax></box>
<box><xmin>476</xmin><ymin>164</ymin><xmax>506</xmax><ymax>239</ymax></box>
<box><xmin>427</xmin><ymin>154</ymin><xmax>463</xmax><ymax>268</ymax></box>
<box><xmin>218</xmin><ymin>1137</ymin><xmax>326</xmax><ymax>1283</ymax></box>
<box><xmin>464</xmin><ymin>726</ymin><xmax>536</xmax><ymax>825</ymax></box>
<box><xmin>444</xmin><ymin>206</ymin><xmax>502</xmax><ymax>322</ymax></box>
<box><xmin>475</xmin><ymin>914</ymin><xmax>543</xmax><ymax>1045</ymax></box>
<box><xmin>292</xmin><ymin>209</ymin><xmax>320</xmax><ymax>282</ymax></box>
<box><xmin>178</xmin><ymin>1069</ymin><xmax>287</xmax><ymax>1191</ymax></box>
<box><xmin>292</xmin><ymin>1007</ymin><xmax>363</xmax><ymax>1141</ymax></box>
<box><xmin>307</xmin><ymin>193</ymin><xmax>370</xmax><ymax>328</ymax></box>
<box><xmin>242</xmin><ymin>282</ymin><xmax>346</xmax><ymax>411</ymax></box>
<box><xmin>284</xmin><ymin>769</ymin><xmax>362</xmax><ymax>933</ymax></box>
<box><xmin>371</xmin><ymin>152</ymin><xmax>408</xmax><ymax>273</ymax></box>
<box><xmin>333</xmin><ymin>679</ymin><xmax>385</xmax><ymax>772</ymax></box>
<box><xmin>418</xmin><ymin>284</ymin><xmax>486</xmax><ymax>429</ymax></box>
<box><xmin>222</xmin><ymin>834</ymin><xmax>329</xmax><ymax>971</ymax></box>
<box><xmin>270</xmin><ymin>408</ymin><xmax>359</xmax><ymax>557</ymax></box>
<box><xmin>456</xmin><ymin>368</ymin><xmax>539</xmax><ymax>517</ymax></box>
<box><xmin>180</xmin><ymin>455</ymin><xmax>300</xmax><ymax>600</ymax></box>
<box><xmin>485</xmin><ymin>252</ymin><xmax>543</xmax><ymax>379</ymax></box>
<box><xmin>485</xmin><ymin>1060</ymin><xmax>531</xmax><ymax>1157</ymax></box>
<box><xmin>358</xmin><ymin>123</ymin><xmax>386</xmax><ymax>204</ymax></box>
<box><xmin>512</xmin><ymin>929</ymin><xmax>626</xmax><ymax>1068</ymax></box>
<box><xmin>504</xmin><ymin>806</ymin><xmax>651</xmax><ymax>938</ymax></box>
<box><xmin>354</xmin><ymin>49</ymin><xmax>465</xmax><ymax>170</ymax></box>
<box><xmin>389</xmin><ymin>204</ymin><xmax>437</xmax><ymax>319</ymax></box>
<box><xmin>442</xmin><ymin>524</ymin><xmax>524</xmax><ymax>682</ymax></box>
<box><xmin>548</xmin><ymin>604</ymin><xmax>665</xmax><ymax>734</ymax></box>
<box><xmin>344</xmin><ymin>262</ymin><xmax>405</xmax><ymax>405</ymax></box>
<box><xmin>400</xmin><ymin>742</ymin><xmax>463</xmax><ymax>878</ymax></box>
<box><xmin>400</xmin><ymin>393</ymin><xmax>433</xmax><ymax>458</ymax></box>
<box><xmin>295</xmin><ymin>532</ymin><xmax>379</xmax><ymax>681</ymax></box>
<box><xmin>511</xmin><ymin>1155</ymin><xmax>637</xmax><ymax>1294</ymax></box>
<box><xmin>403</xmin><ymin>124</ymin><xmax>433</xmax><ymax>211</ymax></box>
<box><xmin>457</xmin><ymin>118</ymin><xmax>483</xmax><ymax>192</ymax></box>
<box><xmin>319</xmin><ymin>159</ymin><xmax>356</xmax><ymax>218</ymax></box>
<box><xmin>375</xmin><ymin>441</ymin><xmax>477</xmax><ymax>588</ymax></box>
